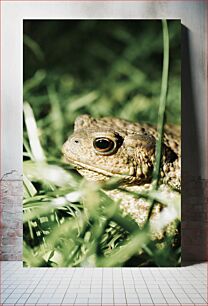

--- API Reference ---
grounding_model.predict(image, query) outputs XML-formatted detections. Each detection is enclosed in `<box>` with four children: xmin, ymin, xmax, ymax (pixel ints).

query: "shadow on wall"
<box><xmin>181</xmin><ymin>25</ymin><xmax>208</xmax><ymax>265</ymax></box>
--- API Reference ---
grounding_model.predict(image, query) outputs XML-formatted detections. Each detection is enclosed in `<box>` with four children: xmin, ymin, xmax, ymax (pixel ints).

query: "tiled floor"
<box><xmin>0</xmin><ymin>261</ymin><xmax>207</xmax><ymax>305</ymax></box>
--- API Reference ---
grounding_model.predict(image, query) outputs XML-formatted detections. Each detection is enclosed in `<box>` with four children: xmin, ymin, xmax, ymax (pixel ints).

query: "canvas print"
<box><xmin>23</xmin><ymin>20</ymin><xmax>181</xmax><ymax>267</ymax></box>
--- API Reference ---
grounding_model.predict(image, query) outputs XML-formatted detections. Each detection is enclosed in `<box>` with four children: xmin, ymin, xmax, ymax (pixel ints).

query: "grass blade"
<box><xmin>23</xmin><ymin>34</ymin><xmax>44</xmax><ymax>61</ymax></box>
<box><xmin>146</xmin><ymin>20</ymin><xmax>170</xmax><ymax>222</ymax></box>
<box><xmin>24</xmin><ymin>102</ymin><xmax>46</xmax><ymax>162</ymax></box>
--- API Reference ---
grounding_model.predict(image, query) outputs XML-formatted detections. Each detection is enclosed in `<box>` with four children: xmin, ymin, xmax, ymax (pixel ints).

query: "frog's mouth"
<box><xmin>63</xmin><ymin>155</ymin><xmax>130</xmax><ymax>180</ymax></box>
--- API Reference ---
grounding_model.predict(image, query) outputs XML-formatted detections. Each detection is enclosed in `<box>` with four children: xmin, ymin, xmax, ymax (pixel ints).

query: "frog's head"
<box><xmin>62</xmin><ymin>115</ymin><xmax>156</xmax><ymax>184</ymax></box>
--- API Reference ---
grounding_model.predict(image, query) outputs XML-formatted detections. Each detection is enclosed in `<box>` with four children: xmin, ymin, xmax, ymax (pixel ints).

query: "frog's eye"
<box><xmin>93</xmin><ymin>137</ymin><xmax>117</xmax><ymax>155</ymax></box>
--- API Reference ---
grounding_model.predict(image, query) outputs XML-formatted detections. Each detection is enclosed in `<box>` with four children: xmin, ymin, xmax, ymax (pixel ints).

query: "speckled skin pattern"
<box><xmin>62</xmin><ymin>115</ymin><xmax>181</xmax><ymax>226</ymax></box>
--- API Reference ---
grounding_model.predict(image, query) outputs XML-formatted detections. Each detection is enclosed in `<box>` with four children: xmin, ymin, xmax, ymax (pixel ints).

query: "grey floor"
<box><xmin>0</xmin><ymin>261</ymin><xmax>207</xmax><ymax>305</ymax></box>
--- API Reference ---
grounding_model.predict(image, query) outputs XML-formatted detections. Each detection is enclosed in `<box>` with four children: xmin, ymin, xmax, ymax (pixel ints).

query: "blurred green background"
<box><xmin>23</xmin><ymin>20</ymin><xmax>181</xmax><ymax>267</ymax></box>
<box><xmin>24</xmin><ymin>20</ymin><xmax>180</xmax><ymax>159</ymax></box>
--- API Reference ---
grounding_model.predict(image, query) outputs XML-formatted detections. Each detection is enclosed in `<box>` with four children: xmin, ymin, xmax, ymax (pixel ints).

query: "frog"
<box><xmin>62</xmin><ymin>114</ymin><xmax>181</xmax><ymax>228</ymax></box>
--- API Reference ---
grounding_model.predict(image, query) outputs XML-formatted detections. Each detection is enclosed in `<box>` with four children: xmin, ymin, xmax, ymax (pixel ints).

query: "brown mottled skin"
<box><xmin>62</xmin><ymin>115</ymin><xmax>181</xmax><ymax>227</ymax></box>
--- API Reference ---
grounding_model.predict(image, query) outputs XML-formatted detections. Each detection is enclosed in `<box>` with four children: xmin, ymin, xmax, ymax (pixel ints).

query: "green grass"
<box><xmin>23</xmin><ymin>20</ymin><xmax>181</xmax><ymax>267</ymax></box>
